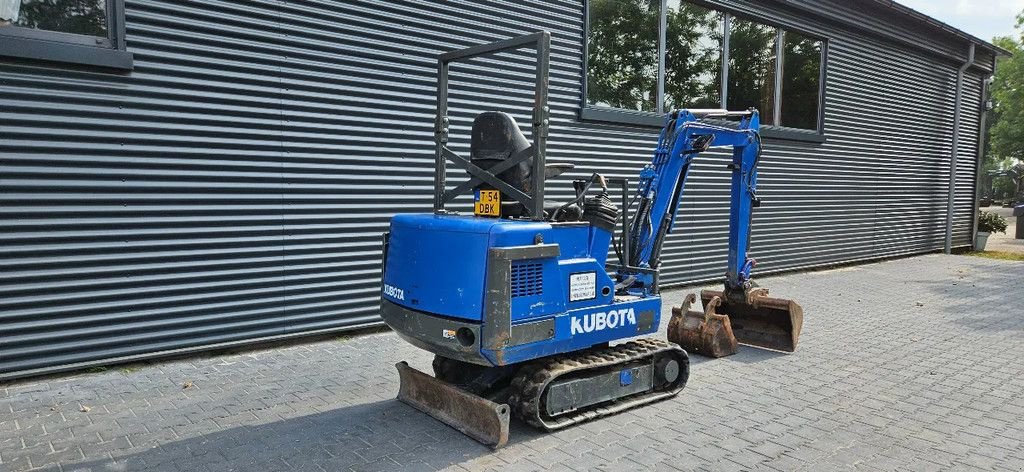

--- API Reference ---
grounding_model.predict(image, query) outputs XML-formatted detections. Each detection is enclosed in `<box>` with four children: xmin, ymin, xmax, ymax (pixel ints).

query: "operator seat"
<box><xmin>470</xmin><ymin>112</ymin><xmax>576</xmax><ymax>219</ymax></box>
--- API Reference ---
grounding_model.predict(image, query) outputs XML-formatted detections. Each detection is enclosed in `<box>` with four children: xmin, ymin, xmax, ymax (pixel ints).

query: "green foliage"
<box><xmin>664</xmin><ymin>4</ymin><xmax>721</xmax><ymax>109</ymax></box>
<box><xmin>779</xmin><ymin>33</ymin><xmax>822</xmax><ymax>129</ymax></box>
<box><xmin>587</xmin><ymin>0</ymin><xmax>660</xmax><ymax>111</ymax></box>
<box><xmin>977</xmin><ymin>211</ymin><xmax>1008</xmax><ymax>234</ymax></box>
<box><xmin>14</xmin><ymin>0</ymin><xmax>106</xmax><ymax>36</ymax></box>
<box><xmin>967</xmin><ymin>250</ymin><xmax>1024</xmax><ymax>261</ymax></box>
<box><xmin>993</xmin><ymin>175</ymin><xmax>1017</xmax><ymax>198</ymax></box>
<box><xmin>587</xmin><ymin>1</ymin><xmax>821</xmax><ymax>127</ymax></box>
<box><xmin>725</xmin><ymin>19</ymin><xmax>777</xmax><ymax>113</ymax></box>
<box><xmin>989</xmin><ymin>14</ymin><xmax>1024</xmax><ymax>163</ymax></box>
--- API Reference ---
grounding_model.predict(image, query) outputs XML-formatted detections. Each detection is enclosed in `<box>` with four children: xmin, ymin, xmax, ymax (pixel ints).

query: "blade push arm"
<box><xmin>623</xmin><ymin>109</ymin><xmax>762</xmax><ymax>293</ymax></box>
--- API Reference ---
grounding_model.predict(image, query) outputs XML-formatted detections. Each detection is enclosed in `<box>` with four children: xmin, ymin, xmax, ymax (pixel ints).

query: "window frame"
<box><xmin>582</xmin><ymin>0</ymin><xmax>827</xmax><ymax>142</ymax></box>
<box><xmin>0</xmin><ymin>0</ymin><xmax>132</xmax><ymax>70</ymax></box>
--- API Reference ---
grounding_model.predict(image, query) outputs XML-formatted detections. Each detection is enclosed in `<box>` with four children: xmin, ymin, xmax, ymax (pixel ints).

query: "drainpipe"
<box><xmin>971</xmin><ymin>75</ymin><xmax>994</xmax><ymax>242</ymax></box>
<box><xmin>945</xmin><ymin>43</ymin><xmax>976</xmax><ymax>254</ymax></box>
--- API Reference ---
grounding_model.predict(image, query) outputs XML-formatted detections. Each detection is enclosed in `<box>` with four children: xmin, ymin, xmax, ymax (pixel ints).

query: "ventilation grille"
<box><xmin>510</xmin><ymin>262</ymin><xmax>543</xmax><ymax>297</ymax></box>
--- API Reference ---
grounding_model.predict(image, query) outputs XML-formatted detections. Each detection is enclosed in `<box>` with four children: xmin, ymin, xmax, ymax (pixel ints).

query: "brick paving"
<box><xmin>1</xmin><ymin>254</ymin><xmax>1023</xmax><ymax>472</ymax></box>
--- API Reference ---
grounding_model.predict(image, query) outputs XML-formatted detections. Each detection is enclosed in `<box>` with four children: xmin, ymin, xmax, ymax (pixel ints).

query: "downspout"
<box><xmin>971</xmin><ymin>75</ymin><xmax>993</xmax><ymax>242</ymax></box>
<box><xmin>945</xmin><ymin>43</ymin><xmax>976</xmax><ymax>254</ymax></box>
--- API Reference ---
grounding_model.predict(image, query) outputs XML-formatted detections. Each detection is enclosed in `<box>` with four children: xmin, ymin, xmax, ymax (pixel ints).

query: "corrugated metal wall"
<box><xmin>0</xmin><ymin>0</ymin><xmax>991</xmax><ymax>379</ymax></box>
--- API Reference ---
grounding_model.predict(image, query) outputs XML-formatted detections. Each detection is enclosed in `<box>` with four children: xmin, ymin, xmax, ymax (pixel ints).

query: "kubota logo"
<box><xmin>570</xmin><ymin>308</ymin><xmax>637</xmax><ymax>335</ymax></box>
<box><xmin>382</xmin><ymin>284</ymin><xmax>405</xmax><ymax>300</ymax></box>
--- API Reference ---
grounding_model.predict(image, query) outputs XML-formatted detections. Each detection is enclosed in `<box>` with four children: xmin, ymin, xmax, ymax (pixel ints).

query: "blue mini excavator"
<box><xmin>380</xmin><ymin>32</ymin><xmax>803</xmax><ymax>447</ymax></box>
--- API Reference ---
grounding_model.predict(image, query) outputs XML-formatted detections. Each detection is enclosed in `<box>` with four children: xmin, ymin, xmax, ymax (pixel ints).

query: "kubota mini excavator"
<box><xmin>379</xmin><ymin>32</ymin><xmax>803</xmax><ymax>447</ymax></box>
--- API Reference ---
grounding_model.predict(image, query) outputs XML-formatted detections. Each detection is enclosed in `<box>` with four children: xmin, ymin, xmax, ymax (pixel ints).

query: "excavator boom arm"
<box><xmin>625</xmin><ymin>109</ymin><xmax>761</xmax><ymax>293</ymax></box>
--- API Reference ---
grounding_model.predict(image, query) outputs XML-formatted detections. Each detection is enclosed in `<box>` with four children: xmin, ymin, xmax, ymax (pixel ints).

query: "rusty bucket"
<box><xmin>667</xmin><ymin>293</ymin><xmax>738</xmax><ymax>358</ymax></box>
<box><xmin>700</xmin><ymin>288</ymin><xmax>803</xmax><ymax>353</ymax></box>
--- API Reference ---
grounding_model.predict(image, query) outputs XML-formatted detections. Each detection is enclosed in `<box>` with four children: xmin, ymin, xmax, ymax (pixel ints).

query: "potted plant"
<box><xmin>976</xmin><ymin>211</ymin><xmax>1008</xmax><ymax>251</ymax></box>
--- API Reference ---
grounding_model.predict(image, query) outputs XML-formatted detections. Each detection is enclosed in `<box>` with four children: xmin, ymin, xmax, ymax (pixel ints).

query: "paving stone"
<box><xmin>0</xmin><ymin>255</ymin><xmax>1021</xmax><ymax>471</ymax></box>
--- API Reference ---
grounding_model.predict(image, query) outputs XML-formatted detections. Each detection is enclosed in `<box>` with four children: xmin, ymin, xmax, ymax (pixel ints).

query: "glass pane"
<box><xmin>726</xmin><ymin>18</ymin><xmax>777</xmax><ymax>121</ymax></box>
<box><xmin>587</xmin><ymin>0</ymin><xmax>659</xmax><ymax>112</ymax></box>
<box><xmin>780</xmin><ymin>31</ymin><xmax>822</xmax><ymax>130</ymax></box>
<box><xmin>664</xmin><ymin>1</ymin><xmax>723</xmax><ymax>111</ymax></box>
<box><xmin>5</xmin><ymin>0</ymin><xmax>107</xmax><ymax>37</ymax></box>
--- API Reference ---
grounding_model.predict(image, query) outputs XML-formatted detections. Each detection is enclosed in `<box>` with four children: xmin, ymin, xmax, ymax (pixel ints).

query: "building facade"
<box><xmin>0</xmin><ymin>0</ymin><xmax>1002</xmax><ymax>379</ymax></box>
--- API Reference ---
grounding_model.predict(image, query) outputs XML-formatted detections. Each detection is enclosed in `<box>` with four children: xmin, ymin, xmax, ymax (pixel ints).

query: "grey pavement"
<box><xmin>2</xmin><ymin>254</ymin><xmax>1023</xmax><ymax>471</ymax></box>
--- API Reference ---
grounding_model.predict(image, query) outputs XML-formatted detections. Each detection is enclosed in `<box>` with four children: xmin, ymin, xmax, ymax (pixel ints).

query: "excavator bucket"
<box><xmin>668</xmin><ymin>293</ymin><xmax>738</xmax><ymax>358</ymax></box>
<box><xmin>700</xmin><ymin>288</ymin><xmax>803</xmax><ymax>353</ymax></box>
<box><xmin>395</xmin><ymin>362</ymin><xmax>510</xmax><ymax>448</ymax></box>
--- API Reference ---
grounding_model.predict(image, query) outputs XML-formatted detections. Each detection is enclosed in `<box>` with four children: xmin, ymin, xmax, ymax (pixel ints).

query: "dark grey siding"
<box><xmin>0</xmin><ymin>0</ymin><xmax>991</xmax><ymax>379</ymax></box>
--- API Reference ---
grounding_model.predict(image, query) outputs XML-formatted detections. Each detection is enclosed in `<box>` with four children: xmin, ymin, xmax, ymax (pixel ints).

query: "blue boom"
<box><xmin>623</xmin><ymin>110</ymin><xmax>762</xmax><ymax>295</ymax></box>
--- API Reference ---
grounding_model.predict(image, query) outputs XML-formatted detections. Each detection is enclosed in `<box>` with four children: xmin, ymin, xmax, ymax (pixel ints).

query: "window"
<box><xmin>0</xmin><ymin>0</ymin><xmax>132</xmax><ymax>69</ymax></box>
<box><xmin>726</xmin><ymin>18</ymin><xmax>777</xmax><ymax>118</ymax></box>
<box><xmin>780</xmin><ymin>31</ymin><xmax>823</xmax><ymax>130</ymax></box>
<box><xmin>664</xmin><ymin>1</ymin><xmax>722</xmax><ymax>110</ymax></box>
<box><xmin>586</xmin><ymin>0</ymin><xmax>660</xmax><ymax>112</ymax></box>
<box><xmin>584</xmin><ymin>0</ymin><xmax>825</xmax><ymax>136</ymax></box>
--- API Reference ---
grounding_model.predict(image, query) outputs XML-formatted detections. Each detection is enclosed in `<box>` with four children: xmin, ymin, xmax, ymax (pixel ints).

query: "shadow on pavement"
<box><xmin>62</xmin><ymin>398</ymin><xmax>543</xmax><ymax>472</ymax></box>
<box><xmin>718</xmin><ymin>346</ymin><xmax>791</xmax><ymax>364</ymax></box>
<box><xmin>920</xmin><ymin>260</ymin><xmax>1024</xmax><ymax>334</ymax></box>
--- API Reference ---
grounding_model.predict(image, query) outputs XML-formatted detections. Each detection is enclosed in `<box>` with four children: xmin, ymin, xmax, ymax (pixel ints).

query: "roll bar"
<box><xmin>432</xmin><ymin>31</ymin><xmax>551</xmax><ymax>220</ymax></box>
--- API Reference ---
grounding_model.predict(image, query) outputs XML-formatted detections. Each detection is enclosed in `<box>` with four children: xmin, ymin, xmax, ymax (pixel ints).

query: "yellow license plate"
<box><xmin>474</xmin><ymin>189</ymin><xmax>501</xmax><ymax>217</ymax></box>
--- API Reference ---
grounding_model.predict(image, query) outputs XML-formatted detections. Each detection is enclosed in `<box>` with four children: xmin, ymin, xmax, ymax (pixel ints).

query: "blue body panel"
<box><xmin>383</xmin><ymin>214</ymin><xmax>494</xmax><ymax>320</ymax></box>
<box><xmin>384</xmin><ymin>214</ymin><xmax>619</xmax><ymax>323</ymax></box>
<box><xmin>480</xmin><ymin>296</ymin><xmax>661</xmax><ymax>365</ymax></box>
<box><xmin>383</xmin><ymin>213</ymin><xmax>656</xmax><ymax>366</ymax></box>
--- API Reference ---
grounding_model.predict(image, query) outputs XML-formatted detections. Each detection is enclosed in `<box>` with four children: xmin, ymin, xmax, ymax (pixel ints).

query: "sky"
<box><xmin>898</xmin><ymin>0</ymin><xmax>1023</xmax><ymax>41</ymax></box>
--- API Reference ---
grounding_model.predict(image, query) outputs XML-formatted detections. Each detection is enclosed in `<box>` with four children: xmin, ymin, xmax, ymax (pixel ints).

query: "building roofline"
<box><xmin>875</xmin><ymin>1</ymin><xmax>1013</xmax><ymax>56</ymax></box>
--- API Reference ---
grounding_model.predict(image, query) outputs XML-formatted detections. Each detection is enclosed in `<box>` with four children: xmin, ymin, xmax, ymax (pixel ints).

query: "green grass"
<box><xmin>119</xmin><ymin>363</ymin><xmax>146</xmax><ymax>374</ymax></box>
<box><xmin>966</xmin><ymin>251</ymin><xmax>1024</xmax><ymax>262</ymax></box>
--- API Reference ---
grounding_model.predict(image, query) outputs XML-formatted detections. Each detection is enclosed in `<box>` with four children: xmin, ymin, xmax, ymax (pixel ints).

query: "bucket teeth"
<box><xmin>669</xmin><ymin>287</ymin><xmax>804</xmax><ymax>357</ymax></box>
<box><xmin>701</xmin><ymin>288</ymin><xmax>804</xmax><ymax>353</ymax></box>
<box><xmin>667</xmin><ymin>293</ymin><xmax>738</xmax><ymax>358</ymax></box>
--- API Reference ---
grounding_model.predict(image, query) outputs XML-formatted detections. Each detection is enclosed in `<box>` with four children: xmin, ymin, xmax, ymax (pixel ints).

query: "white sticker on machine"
<box><xmin>569</xmin><ymin>272</ymin><xmax>596</xmax><ymax>301</ymax></box>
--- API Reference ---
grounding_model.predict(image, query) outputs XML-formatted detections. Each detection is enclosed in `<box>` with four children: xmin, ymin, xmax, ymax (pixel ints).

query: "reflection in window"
<box><xmin>780</xmin><ymin>32</ymin><xmax>822</xmax><ymax>130</ymax></box>
<box><xmin>6</xmin><ymin>0</ymin><xmax>107</xmax><ymax>37</ymax></box>
<box><xmin>726</xmin><ymin>18</ymin><xmax>777</xmax><ymax>118</ymax></box>
<box><xmin>584</xmin><ymin>0</ymin><xmax>825</xmax><ymax>131</ymax></box>
<box><xmin>587</xmin><ymin>0</ymin><xmax>659</xmax><ymax>112</ymax></box>
<box><xmin>664</xmin><ymin>1</ymin><xmax>722</xmax><ymax>110</ymax></box>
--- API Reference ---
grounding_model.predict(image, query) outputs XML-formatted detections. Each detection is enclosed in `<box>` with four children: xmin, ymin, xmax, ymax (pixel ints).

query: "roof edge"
<box><xmin>877</xmin><ymin>1</ymin><xmax>1013</xmax><ymax>56</ymax></box>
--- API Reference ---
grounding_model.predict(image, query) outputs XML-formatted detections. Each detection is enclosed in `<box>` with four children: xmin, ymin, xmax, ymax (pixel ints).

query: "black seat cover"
<box><xmin>471</xmin><ymin>111</ymin><xmax>534</xmax><ymax>195</ymax></box>
<box><xmin>471</xmin><ymin>111</ymin><xmax>578</xmax><ymax>220</ymax></box>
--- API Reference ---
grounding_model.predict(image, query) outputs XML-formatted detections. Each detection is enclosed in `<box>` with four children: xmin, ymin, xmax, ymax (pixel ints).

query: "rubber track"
<box><xmin>508</xmin><ymin>338</ymin><xmax>689</xmax><ymax>431</ymax></box>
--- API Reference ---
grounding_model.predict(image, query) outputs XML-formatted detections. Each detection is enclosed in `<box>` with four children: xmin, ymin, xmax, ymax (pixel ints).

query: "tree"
<box><xmin>588</xmin><ymin>0</ymin><xmax>724</xmax><ymax>112</ymax></box>
<box><xmin>14</xmin><ymin>0</ymin><xmax>106</xmax><ymax>37</ymax></box>
<box><xmin>664</xmin><ymin>4</ymin><xmax>721</xmax><ymax>110</ymax></box>
<box><xmin>1009</xmin><ymin>163</ymin><xmax>1024</xmax><ymax>201</ymax></box>
<box><xmin>989</xmin><ymin>13</ymin><xmax>1024</xmax><ymax>164</ymax></box>
<box><xmin>725</xmin><ymin>19</ymin><xmax>777</xmax><ymax>113</ymax></box>
<box><xmin>587</xmin><ymin>0</ymin><xmax>660</xmax><ymax>111</ymax></box>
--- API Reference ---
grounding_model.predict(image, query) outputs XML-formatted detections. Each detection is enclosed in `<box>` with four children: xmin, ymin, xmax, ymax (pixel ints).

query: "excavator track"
<box><xmin>508</xmin><ymin>338</ymin><xmax>689</xmax><ymax>431</ymax></box>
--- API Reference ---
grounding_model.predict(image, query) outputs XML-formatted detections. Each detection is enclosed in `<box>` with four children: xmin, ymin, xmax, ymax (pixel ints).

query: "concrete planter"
<box><xmin>974</xmin><ymin>232</ymin><xmax>990</xmax><ymax>251</ymax></box>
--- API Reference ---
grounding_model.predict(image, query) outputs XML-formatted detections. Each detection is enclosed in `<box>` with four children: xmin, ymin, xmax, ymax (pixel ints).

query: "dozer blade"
<box><xmin>668</xmin><ymin>293</ymin><xmax>738</xmax><ymax>358</ymax></box>
<box><xmin>700</xmin><ymin>288</ymin><xmax>803</xmax><ymax>352</ymax></box>
<box><xmin>395</xmin><ymin>361</ymin><xmax>510</xmax><ymax>448</ymax></box>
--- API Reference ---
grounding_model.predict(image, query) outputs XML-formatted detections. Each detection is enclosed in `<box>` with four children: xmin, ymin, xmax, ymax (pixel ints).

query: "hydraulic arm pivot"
<box><xmin>614</xmin><ymin>109</ymin><xmax>803</xmax><ymax>357</ymax></box>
